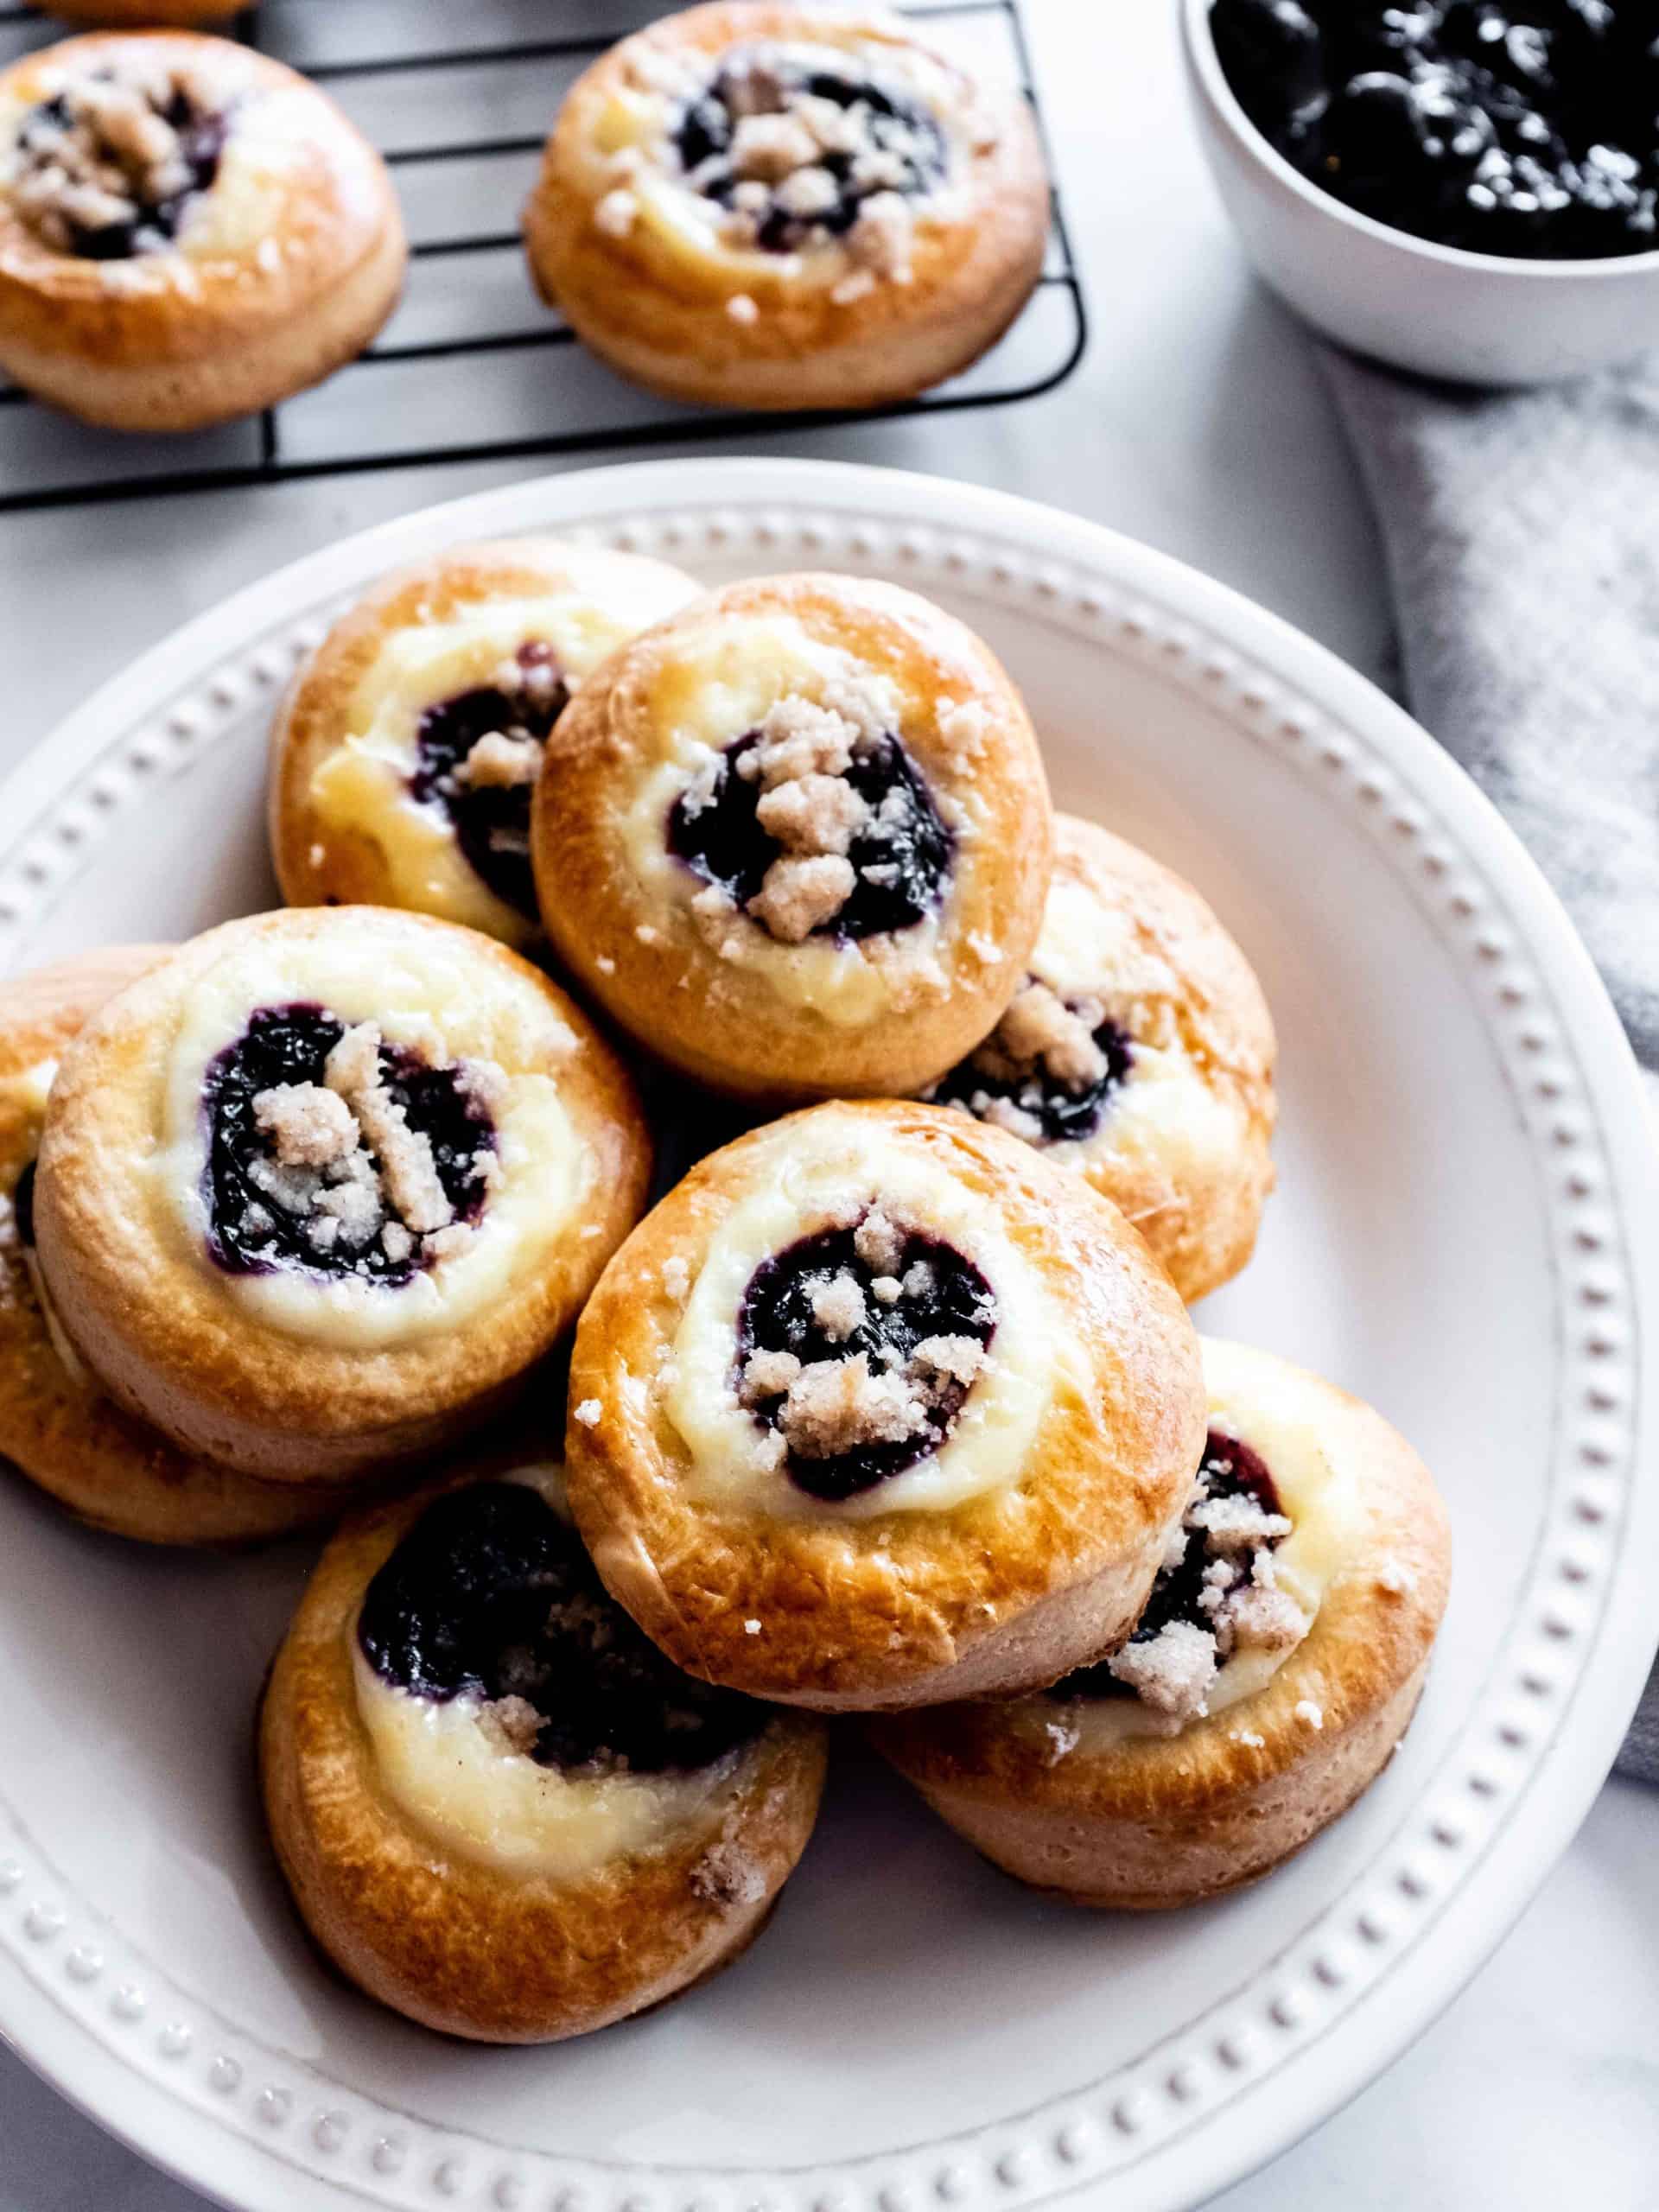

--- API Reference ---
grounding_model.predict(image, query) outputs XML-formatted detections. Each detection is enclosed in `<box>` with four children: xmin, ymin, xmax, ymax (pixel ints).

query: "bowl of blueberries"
<box><xmin>1183</xmin><ymin>0</ymin><xmax>1659</xmax><ymax>385</ymax></box>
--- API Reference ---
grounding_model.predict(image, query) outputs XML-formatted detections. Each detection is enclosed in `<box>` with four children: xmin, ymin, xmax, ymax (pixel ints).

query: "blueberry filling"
<box><xmin>931</xmin><ymin>995</ymin><xmax>1134</xmax><ymax>1146</ymax></box>
<box><xmin>1211</xmin><ymin>0</ymin><xmax>1659</xmax><ymax>258</ymax></box>
<box><xmin>359</xmin><ymin>1481</ymin><xmax>763</xmax><ymax>1774</ymax></box>
<box><xmin>668</xmin><ymin>727</ymin><xmax>952</xmax><ymax>942</ymax></box>
<box><xmin>734</xmin><ymin>1212</ymin><xmax>996</xmax><ymax>1502</ymax></box>
<box><xmin>11</xmin><ymin>1159</ymin><xmax>36</xmax><ymax>1249</ymax></box>
<box><xmin>672</xmin><ymin>48</ymin><xmax>946</xmax><ymax>256</ymax></box>
<box><xmin>201</xmin><ymin>1004</ymin><xmax>495</xmax><ymax>1283</ymax></box>
<box><xmin>14</xmin><ymin>72</ymin><xmax>227</xmax><ymax>261</ymax></box>
<box><xmin>1054</xmin><ymin>1430</ymin><xmax>1296</xmax><ymax>1706</ymax></box>
<box><xmin>409</xmin><ymin>642</ymin><xmax>566</xmax><ymax>920</ymax></box>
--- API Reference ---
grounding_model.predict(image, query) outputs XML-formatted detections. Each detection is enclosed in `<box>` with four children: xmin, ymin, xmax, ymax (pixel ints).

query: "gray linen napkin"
<box><xmin>1319</xmin><ymin>346</ymin><xmax>1659</xmax><ymax>1784</ymax></box>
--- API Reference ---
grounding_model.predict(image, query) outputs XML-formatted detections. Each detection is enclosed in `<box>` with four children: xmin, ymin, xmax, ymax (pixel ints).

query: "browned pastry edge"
<box><xmin>259</xmin><ymin>1469</ymin><xmax>830</xmax><ymax>2041</ymax></box>
<box><xmin>532</xmin><ymin>570</ymin><xmax>1053</xmax><ymax>1103</ymax></box>
<box><xmin>32</xmin><ymin>907</ymin><xmax>653</xmax><ymax>1484</ymax></box>
<box><xmin>523</xmin><ymin>2</ymin><xmax>1050</xmax><ymax>411</ymax></box>
<box><xmin>564</xmin><ymin>1099</ymin><xmax>1205</xmax><ymax>1711</ymax></box>
<box><xmin>0</xmin><ymin>33</ymin><xmax>406</xmax><ymax>430</ymax></box>
<box><xmin>868</xmin><ymin>1345</ymin><xmax>1452</xmax><ymax>1905</ymax></box>
<box><xmin>43</xmin><ymin>1</ymin><xmax>239</xmax><ymax>22</ymax></box>
<box><xmin>0</xmin><ymin>946</ymin><xmax>372</xmax><ymax>1544</ymax></box>
<box><xmin>269</xmin><ymin>537</ymin><xmax>698</xmax><ymax>949</ymax></box>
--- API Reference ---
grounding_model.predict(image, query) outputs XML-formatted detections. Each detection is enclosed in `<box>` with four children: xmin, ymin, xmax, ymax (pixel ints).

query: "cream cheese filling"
<box><xmin>1055</xmin><ymin>1339</ymin><xmax>1363</xmax><ymax>1747</ymax></box>
<box><xmin>660</xmin><ymin>1109</ymin><xmax>1066</xmax><ymax>1521</ymax></box>
<box><xmin>153</xmin><ymin>931</ymin><xmax>587</xmax><ymax>1351</ymax></box>
<box><xmin>353</xmin><ymin>1466</ymin><xmax>740</xmax><ymax>1880</ymax></box>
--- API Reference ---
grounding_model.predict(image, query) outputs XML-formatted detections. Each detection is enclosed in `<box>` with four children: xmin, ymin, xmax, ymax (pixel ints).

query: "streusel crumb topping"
<box><xmin>8</xmin><ymin>56</ymin><xmax>226</xmax><ymax>259</ymax></box>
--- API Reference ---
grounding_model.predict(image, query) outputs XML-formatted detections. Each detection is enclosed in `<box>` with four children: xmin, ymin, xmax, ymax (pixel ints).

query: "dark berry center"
<box><xmin>667</xmin><ymin>728</ymin><xmax>952</xmax><ymax>941</ymax></box>
<box><xmin>18</xmin><ymin>79</ymin><xmax>227</xmax><ymax>261</ymax></box>
<box><xmin>409</xmin><ymin>642</ymin><xmax>566</xmax><ymax>921</ymax></box>
<box><xmin>1054</xmin><ymin>1431</ymin><xmax>1287</xmax><ymax>1700</ymax></box>
<box><xmin>358</xmin><ymin>1481</ymin><xmax>764</xmax><ymax>1774</ymax></box>
<box><xmin>11</xmin><ymin>1159</ymin><xmax>36</xmax><ymax>1249</ymax></box>
<box><xmin>201</xmin><ymin>1004</ymin><xmax>494</xmax><ymax>1284</ymax></box>
<box><xmin>735</xmin><ymin>1217</ymin><xmax>996</xmax><ymax>1503</ymax></box>
<box><xmin>931</xmin><ymin>1008</ymin><xmax>1134</xmax><ymax>1145</ymax></box>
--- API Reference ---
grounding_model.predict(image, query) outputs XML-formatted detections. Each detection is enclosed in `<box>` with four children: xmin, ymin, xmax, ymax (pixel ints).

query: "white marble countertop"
<box><xmin>1</xmin><ymin>2</ymin><xmax>1656</xmax><ymax>2205</ymax></box>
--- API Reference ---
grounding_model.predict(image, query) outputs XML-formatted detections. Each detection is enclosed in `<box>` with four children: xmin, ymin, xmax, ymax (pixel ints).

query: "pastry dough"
<box><xmin>522</xmin><ymin>1</ymin><xmax>1049</xmax><ymax>410</ymax></box>
<box><xmin>33</xmin><ymin>907</ymin><xmax>652</xmax><ymax>1484</ymax></box>
<box><xmin>925</xmin><ymin>816</ymin><xmax>1276</xmax><ymax>1302</ymax></box>
<box><xmin>261</xmin><ymin>1457</ymin><xmax>828</xmax><ymax>2041</ymax></box>
<box><xmin>270</xmin><ymin>539</ymin><xmax>702</xmax><ymax>953</ymax></box>
<box><xmin>531</xmin><ymin>571</ymin><xmax>1052</xmax><ymax>1101</ymax></box>
<box><xmin>0</xmin><ymin>948</ymin><xmax>359</xmax><ymax>1544</ymax></box>
<box><xmin>563</xmin><ymin>1099</ymin><xmax>1205</xmax><ymax>1713</ymax></box>
<box><xmin>870</xmin><ymin>1338</ymin><xmax>1452</xmax><ymax>1905</ymax></box>
<box><xmin>0</xmin><ymin>32</ymin><xmax>405</xmax><ymax>430</ymax></box>
<box><xmin>43</xmin><ymin>1</ymin><xmax>238</xmax><ymax>22</ymax></box>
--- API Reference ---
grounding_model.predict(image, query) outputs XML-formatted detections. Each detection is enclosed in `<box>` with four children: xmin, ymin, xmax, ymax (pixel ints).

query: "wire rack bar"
<box><xmin>0</xmin><ymin>0</ymin><xmax>1087</xmax><ymax>515</ymax></box>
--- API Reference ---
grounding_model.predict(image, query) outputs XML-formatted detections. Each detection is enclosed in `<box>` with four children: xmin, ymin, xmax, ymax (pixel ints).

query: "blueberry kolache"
<box><xmin>563</xmin><ymin>1100</ymin><xmax>1205</xmax><ymax>1713</ymax></box>
<box><xmin>261</xmin><ymin>1458</ymin><xmax>827</xmax><ymax>2041</ymax></box>
<box><xmin>925</xmin><ymin>815</ymin><xmax>1276</xmax><ymax>1304</ymax></box>
<box><xmin>270</xmin><ymin>541</ymin><xmax>701</xmax><ymax>953</ymax></box>
<box><xmin>869</xmin><ymin>1338</ymin><xmax>1452</xmax><ymax>1906</ymax></box>
<box><xmin>531</xmin><ymin>571</ymin><xmax>1053</xmax><ymax>1102</ymax></box>
<box><xmin>0</xmin><ymin>948</ymin><xmax>361</xmax><ymax>1544</ymax></box>
<box><xmin>32</xmin><ymin>908</ymin><xmax>652</xmax><ymax>1485</ymax></box>
<box><xmin>0</xmin><ymin>32</ymin><xmax>405</xmax><ymax>430</ymax></box>
<box><xmin>1211</xmin><ymin>0</ymin><xmax>1659</xmax><ymax>260</ymax></box>
<box><xmin>522</xmin><ymin>1</ymin><xmax>1050</xmax><ymax>410</ymax></box>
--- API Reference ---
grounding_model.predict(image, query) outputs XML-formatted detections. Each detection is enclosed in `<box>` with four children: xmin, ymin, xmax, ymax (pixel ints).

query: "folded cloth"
<box><xmin>1319</xmin><ymin>346</ymin><xmax>1659</xmax><ymax>1784</ymax></box>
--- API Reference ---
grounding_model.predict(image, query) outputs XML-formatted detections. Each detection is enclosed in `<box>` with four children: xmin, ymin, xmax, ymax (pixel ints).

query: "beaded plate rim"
<box><xmin>0</xmin><ymin>457</ymin><xmax>1654</xmax><ymax>2212</ymax></box>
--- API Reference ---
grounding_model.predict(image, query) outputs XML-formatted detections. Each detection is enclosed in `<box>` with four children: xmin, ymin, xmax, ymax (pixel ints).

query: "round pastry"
<box><xmin>924</xmin><ymin>815</ymin><xmax>1276</xmax><ymax>1303</ymax></box>
<box><xmin>269</xmin><ymin>540</ymin><xmax>701</xmax><ymax>953</ymax></box>
<box><xmin>869</xmin><ymin>1337</ymin><xmax>1452</xmax><ymax>1907</ymax></box>
<box><xmin>0</xmin><ymin>32</ymin><xmax>405</xmax><ymax>431</ymax></box>
<box><xmin>261</xmin><ymin>1456</ymin><xmax>828</xmax><ymax>2041</ymax></box>
<box><xmin>0</xmin><ymin>947</ymin><xmax>362</xmax><ymax>1545</ymax></box>
<box><xmin>521</xmin><ymin>1</ymin><xmax>1049</xmax><ymax>411</ymax></box>
<box><xmin>563</xmin><ymin>1099</ymin><xmax>1205</xmax><ymax>1713</ymax></box>
<box><xmin>531</xmin><ymin>571</ymin><xmax>1052</xmax><ymax>1102</ymax></box>
<box><xmin>33</xmin><ymin>907</ymin><xmax>651</xmax><ymax>1485</ymax></box>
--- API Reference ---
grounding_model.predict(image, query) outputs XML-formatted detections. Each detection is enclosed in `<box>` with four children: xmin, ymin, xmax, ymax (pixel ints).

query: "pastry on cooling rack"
<box><xmin>563</xmin><ymin>1099</ymin><xmax>1205</xmax><ymax>1713</ymax></box>
<box><xmin>531</xmin><ymin>570</ymin><xmax>1052</xmax><ymax>1102</ymax></box>
<box><xmin>261</xmin><ymin>1455</ymin><xmax>827</xmax><ymax>2041</ymax></box>
<box><xmin>870</xmin><ymin>1338</ymin><xmax>1452</xmax><ymax>1906</ymax></box>
<box><xmin>0</xmin><ymin>948</ymin><xmax>362</xmax><ymax>1544</ymax></box>
<box><xmin>31</xmin><ymin>907</ymin><xmax>651</xmax><ymax>1485</ymax></box>
<box><xmin>522</xmin><ymin>1</ymin><xmax>1050</xmax><ymax>411</ymax></box>
<box><xmin>0</xmin><ymin>32</ymin><xmax>405</xmax><ymax>431</ymax></box>
<box><xmin>924</xmin><ymin>815</ymin><xmax>1276</xmax><ymax>1303</ymax></box>
<box><xmin>270</xmin><ymin>540</ymin><xmax>701</xmax><ymax>953</ymax></box>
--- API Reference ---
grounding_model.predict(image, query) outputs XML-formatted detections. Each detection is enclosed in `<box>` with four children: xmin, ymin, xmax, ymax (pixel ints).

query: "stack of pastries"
<box><xmin>0</xmin><ymin>541</ymin><xmax>1450</xmax><ymax>2044</ymax></box>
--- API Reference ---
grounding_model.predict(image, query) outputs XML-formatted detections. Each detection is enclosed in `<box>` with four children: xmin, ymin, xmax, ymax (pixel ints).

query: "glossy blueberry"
<box><xmin>410</xmin><ymin>643</ymin><xmax>565</xmax><ymax>920</ymax></box>
<box><xmin>931</xmin><ymin>1014</ymin><xmax>1134</xmax><ymax>1147</ymax></box>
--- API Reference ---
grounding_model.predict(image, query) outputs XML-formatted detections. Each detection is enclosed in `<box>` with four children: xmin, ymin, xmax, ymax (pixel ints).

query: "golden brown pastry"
<box><xmin>261</xmin><ymin>1455</ymin><xmax>828</xmax><ymax>2042</ymax></box>
<box><xmin>563</xmin><ymin>1099</ymin><xmax>1205</xmax><ymax>1713</ymax></box>
<box><xmin>531</xmin><ymin>571</ymin><xmax>1052</xmax><ymax>1102</ymax></box>
<box><xmin>522</xmin><ymin>1</ymin><xmax>1049</xmax><ymax>410</ymax></box>
<box><xmin>43</xmin><ymin>2</ymin><xmax>238</xmax><ymax>24</ymax></box>
<box><xmin>871</xmin><ymin>1338</ymin><xmax>1452</xmax><ymax>1906</ymax></box>
<box><xmin>0</xmin><ymin>33</ymin><xmax>405</xmax><ymax>430</ymax></box>
<box><xmin>270</xmin><ymin>540</ymin><xmax>702</xmax><ymax>954</ymax></box>
<box><xmin>924</xmin><ymin>815</ymin><xmax>1276</xmax><ymax>1303</ymax></box>
<box><xmin>33</xmin><ymin>907</ymin><xmax>651</xmax><ymax>1485</ymax></box>
<box><xmin>0</xmin><ymin>947</ymin><xmax>359</xmax><ymax>1544</ymax></box>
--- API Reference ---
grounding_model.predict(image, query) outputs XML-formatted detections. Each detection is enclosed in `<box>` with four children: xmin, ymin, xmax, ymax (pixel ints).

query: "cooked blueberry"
<box><xmin>11</xmin><ymin>1159</ymin><xmax>35</xmax><ymax>1249</ymax></box>
<box><xmin>409</xmin><ymin>642</ymin><xmax>565</xmax><ymax>920</ymax></box>
<box><xmin>359</xmin><ymin>1482</ymin><xmax>763</xmax><ymax>1773</ymax></box>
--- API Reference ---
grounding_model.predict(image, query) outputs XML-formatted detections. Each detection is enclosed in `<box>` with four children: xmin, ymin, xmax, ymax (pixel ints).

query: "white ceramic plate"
<box><xmin>1</xmin><ymin>457</ymin><xmax>1656</xmax><ymax>2212</ymax></box>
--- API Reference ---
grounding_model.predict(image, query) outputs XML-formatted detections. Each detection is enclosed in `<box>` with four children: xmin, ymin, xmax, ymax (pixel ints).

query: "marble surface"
<box><xmin>0</xmin><ymin>2</ymin><xmax>1655</xmax><ymax>2206</ymax></box>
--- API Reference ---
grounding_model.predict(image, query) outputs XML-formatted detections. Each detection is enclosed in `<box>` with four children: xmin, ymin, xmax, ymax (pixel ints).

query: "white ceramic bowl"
<box><xmin>1180</xmin><ymin>0</ymin><xmax>1659</xmax><ymax>386</ymax></box>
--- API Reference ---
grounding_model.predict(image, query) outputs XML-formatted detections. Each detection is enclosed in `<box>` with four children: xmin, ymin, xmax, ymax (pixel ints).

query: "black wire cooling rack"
<box><xmin>0</xmin><ymin>0</ymin><xmax>1086</xmax><ymax>514</ymax></box>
